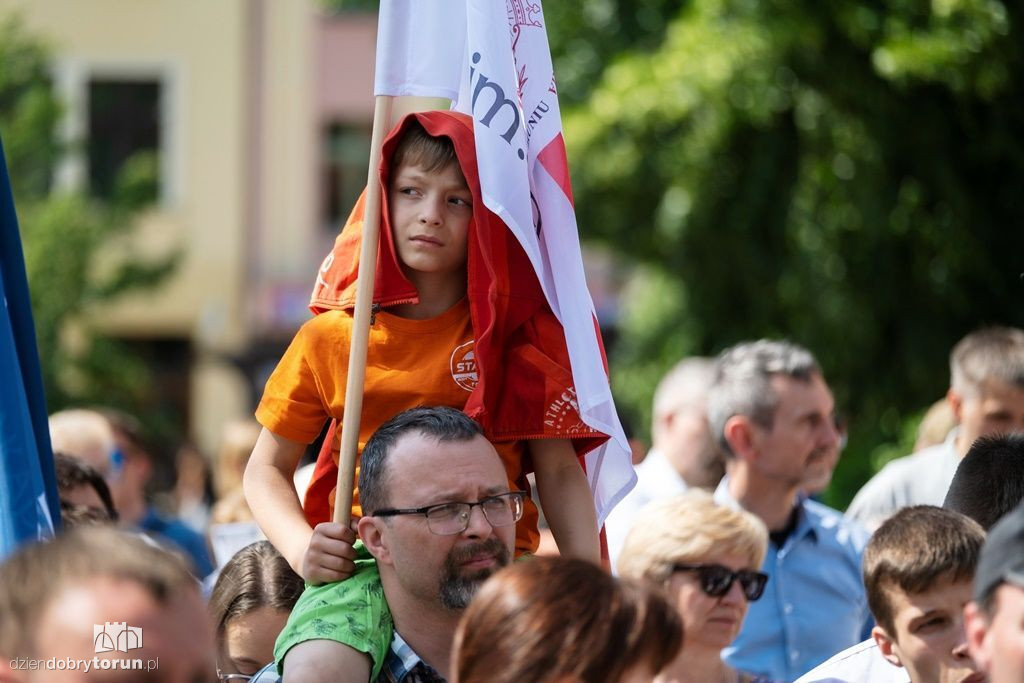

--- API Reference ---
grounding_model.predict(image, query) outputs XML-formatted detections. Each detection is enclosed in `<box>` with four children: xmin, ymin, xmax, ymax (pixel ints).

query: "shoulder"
<box><xmin>297</xmin><ymin>310</ymin><xmax>353</xmax><ymax>339</ymax></box>
<box><xmin>794</xmin><ymin>638</ymin><xmax>908</xmax><ymax>683</ymax></box>
<box><xmin>803</xmin><ymin>499</ymin><xmax>870</xmax><ymax>551</ymax></box>
<box><xmin>847</xmin><ymin>442</ymin><xmax>952</xmax><ymax>520</ymax></box>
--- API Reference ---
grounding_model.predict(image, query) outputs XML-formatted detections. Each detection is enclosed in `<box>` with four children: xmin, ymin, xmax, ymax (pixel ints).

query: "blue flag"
<box><xmin>0</xmin><ymin>133</ymin><xmax>60</xmax><ymax>559</ymax></box>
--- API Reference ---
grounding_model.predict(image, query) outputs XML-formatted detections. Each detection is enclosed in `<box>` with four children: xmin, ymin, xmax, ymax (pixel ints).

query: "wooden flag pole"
<box><xmin>332</xmin><ymin>94</ymin><xmax>394</xmax><ymax>525</ymax></box>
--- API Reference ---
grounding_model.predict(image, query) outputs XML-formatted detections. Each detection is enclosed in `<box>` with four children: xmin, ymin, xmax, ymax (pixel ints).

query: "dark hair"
<box><xmin>454</xmin><ymin>557</ymin><xmax>682</xmax><ymax>683</ymax></box>
<box><xmin>706</xmin><ymin>339</ymin><xmax>821</xmax><ymax>457</ymax></box>
<box><xmin>863</xmin><ymin>506</ymin><xmax>984</xmax><ymax>637</ymax></box>
<box><xmin>208</xmin><ymin>541</ymin><xmax>303</xmax><ymax>643</ymax></box>
<box><xmin>391</xmin><ymin>118</ymin><xmax>461</xmax><ymax>176</ymax></box>
<box><xmin>0</xmin><ymin>527</ymin><xmax>195</xmax><ymax>659</ymax></box>
<box><xmin>944</xmin><ymin>434</ymin><xmax>1024</xmax><ymax>530</ymax></box>
<box><xmin>359</xmin><ymin>406</ymin><xmax>481</xmax><ymax>515</ymax></box>
<box><xmin>54</xmin><ymin>452</ymin><xmax>117</xmax><ymax>520</ymax></box>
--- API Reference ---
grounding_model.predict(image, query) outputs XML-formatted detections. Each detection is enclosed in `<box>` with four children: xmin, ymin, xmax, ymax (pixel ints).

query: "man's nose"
<box><xmin>462</xmin><ymin>504</ymin><xmax>492</xmax><ymax>538</ymax></box>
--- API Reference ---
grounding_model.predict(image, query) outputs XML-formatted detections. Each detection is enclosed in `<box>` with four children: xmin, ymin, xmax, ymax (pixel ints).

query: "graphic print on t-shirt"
<box><xmin>450</xmin><ymin>340</ymin><xmax>478</xmax><ymax>392</ymax></box>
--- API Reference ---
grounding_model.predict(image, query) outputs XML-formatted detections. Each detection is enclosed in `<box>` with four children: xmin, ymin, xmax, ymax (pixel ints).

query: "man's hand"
<box><xmin>301</xmin><ymin>521</ymin><xmax>359</xmax><ymax>585</ymax></box>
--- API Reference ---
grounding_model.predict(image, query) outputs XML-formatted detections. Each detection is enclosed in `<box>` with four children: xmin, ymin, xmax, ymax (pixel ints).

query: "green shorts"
<box><xmin>274</xmin><ymin>542</ymin><xmax>393</xmax><ymax>680</ymax></box>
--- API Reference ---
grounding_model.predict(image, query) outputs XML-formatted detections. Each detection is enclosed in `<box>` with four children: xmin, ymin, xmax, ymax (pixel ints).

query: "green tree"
<box><xmin>1</xmin><ymin>16</ymin><xmax>178</xmax><ymax>418</ymax></box>
<box><xmin>562</xmin><ymin>0</ymin><xmax>1024</xmax><ymax>506</ymax></box>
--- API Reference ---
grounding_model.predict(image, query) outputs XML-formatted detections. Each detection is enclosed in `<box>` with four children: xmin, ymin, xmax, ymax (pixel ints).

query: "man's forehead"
<box><xmin>770</xmin><ymin>372</ymin><xmax>833</xmax><ymax>408</ymax></box>
<box><xmin>387</xmin><ymin>432</ymin><xmax>506</xmax><ymax>495</ymax></box>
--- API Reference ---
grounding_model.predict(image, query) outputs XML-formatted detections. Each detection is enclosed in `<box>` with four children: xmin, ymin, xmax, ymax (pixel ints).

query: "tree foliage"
<box><xmin>1</xmin><ymin>16</ymin><xmax>178</xmax><ymax>417</ymax></box>
<box><xmin>560</xmin><ymin>0</ymin><xmax>1024</xmax><ymax>506</ymax></box>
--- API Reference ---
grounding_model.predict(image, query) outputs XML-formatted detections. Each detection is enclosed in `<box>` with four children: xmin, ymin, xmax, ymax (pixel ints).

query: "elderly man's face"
<box><xmin>751</xmin><ymin>373</ymin><xmax>840</xmax><ymax>489</ymax></box>
<box><xmin>966</xmin><ymin>584</ymin><xmax>1024</xmax><ymax>683</ymax></box>
<box><xmin>367</xmin><ymin>432</ymin><xmax>515</xmax><ymax>611</ymax></box>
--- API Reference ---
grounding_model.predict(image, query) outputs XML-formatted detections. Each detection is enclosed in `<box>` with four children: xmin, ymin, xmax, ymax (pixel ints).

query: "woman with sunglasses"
<box><xmin>619</xmin><ymin>490</ymin><xmax>779</xmax><ymax>683</ymax></box>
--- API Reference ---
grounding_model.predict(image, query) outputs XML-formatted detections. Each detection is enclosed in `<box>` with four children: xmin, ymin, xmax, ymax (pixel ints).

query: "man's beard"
<box><xmin>438</xmin><ymin>538</ymin><xmax>510</xmax><ymax>609</ymax></box>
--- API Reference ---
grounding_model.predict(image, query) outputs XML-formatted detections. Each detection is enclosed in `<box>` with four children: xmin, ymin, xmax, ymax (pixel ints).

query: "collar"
<box><xmin>381</xmin><ymin>631</ymin><xmax>446</xmax><ymax>683</ymax></box>
<box><xmin>713</xmin><ymin>476</ymin><xmax>819</xmax><ymax>546</ymax></box>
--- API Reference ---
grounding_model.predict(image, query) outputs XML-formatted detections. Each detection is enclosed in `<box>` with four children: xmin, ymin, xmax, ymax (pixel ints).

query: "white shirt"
<box><xmin>604</xmin><ymin>448</ymin><xmax>688</xmax><ymax>570</ymax></box>
<box><xmin>794</xmin><ymin>638</ymin><xmax>908</xmax><ymax>683</ymax></box>
<box><xmin>846</xmin><ymin>429</ymin><xmax>961</xmax><ymax>530</ymax></box>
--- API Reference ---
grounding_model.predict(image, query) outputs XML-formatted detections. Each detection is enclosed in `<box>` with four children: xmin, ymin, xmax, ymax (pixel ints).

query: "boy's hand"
<box><xmin>302</xmin><ymin>521</ymin><xmax>359</xmax><ymax>585</ymax></box>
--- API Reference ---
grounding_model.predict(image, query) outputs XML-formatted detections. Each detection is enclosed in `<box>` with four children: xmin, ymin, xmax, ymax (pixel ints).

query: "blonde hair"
<box><xmin>214</xmin><ymin>420</ymin><xmax>262</xmax><ymax>498</ymax></box>
<box><xmin>48</xmin><ymin>409</ymin><xmax>116</xmax><ymax>476</ymax></box>
<box><xmin>617</xmin><ymin>490</ymin><xmax>768</xmax><ymax>583</ymax></box>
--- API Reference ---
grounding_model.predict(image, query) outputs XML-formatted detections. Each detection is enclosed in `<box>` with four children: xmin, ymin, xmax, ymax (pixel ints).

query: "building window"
<box><xmin>87</xmin><ymin>79</ymin><xmax>161</xmax><ymax>202</ymax></box>
<box><xmin>322</xmin><ymin>122</ymin><xmax>371</xmax><ymax>233</ymax></box>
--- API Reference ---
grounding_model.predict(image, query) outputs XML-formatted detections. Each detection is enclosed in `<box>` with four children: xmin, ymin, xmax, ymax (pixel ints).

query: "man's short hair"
<box><xmin>359</xmin><ymin>406</ymin><xmax>482</xmax><ymax>515</ymax></box>
<box><xmin>0</xmin><ymin>527</ymin><xmax>196</xmax><ymax>659</ymax></box>
<box><xmin>950</xmin><ymin>326</ymin><xmax>1024</xmax><ymax>397</ymax></box>
<box><xmin>944</xmin><ymin>434</ymin><xmax>1024</xmax><ymax>531</ymax></box>
<box><xmin>391</xmin><ymin>118</ymin><xmax>460</xmax><ymax>176</ymax></box>
<box><xmin>706</xmin><ymin>340</ymin><xmax>821</xmax><ymax>456</ymax></box>
<box><xmin>863</xmin><ymin>506</ymin><xmax>984</xmax><ymax>637</ymax></box>
<box><xmin>652</xmin><ymin>357</ymin><xmax>715</xmax><ymax>431</ymax></box>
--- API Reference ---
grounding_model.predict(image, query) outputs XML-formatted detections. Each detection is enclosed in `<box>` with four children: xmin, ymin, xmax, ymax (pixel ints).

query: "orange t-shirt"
<box><xmin>255</xmin><ymin>299</ymin><xmax>539</xmax><ymax>554</ymax></box>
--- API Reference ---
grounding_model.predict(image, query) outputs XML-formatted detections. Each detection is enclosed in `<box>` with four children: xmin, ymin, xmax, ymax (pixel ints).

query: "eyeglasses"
<box><xmin>370</xmin><ymin>491</ymin><xmax>526</xmax><ymax>536</ymax></box>
<box><xmin>217</xmin><ymin>669</ymin><xmax>252</xmax><ymax>681</ymax></box>
<box><xmin>672</xmin><ymin>563</ymin><xmax>769</xmax><ymax>601</ymax></box>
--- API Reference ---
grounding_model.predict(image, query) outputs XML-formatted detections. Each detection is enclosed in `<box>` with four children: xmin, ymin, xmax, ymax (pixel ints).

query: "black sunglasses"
<box><xmin>672</xmin><ymin>563</ymin><xmax>769</xmax><ymax>601</ymax></box>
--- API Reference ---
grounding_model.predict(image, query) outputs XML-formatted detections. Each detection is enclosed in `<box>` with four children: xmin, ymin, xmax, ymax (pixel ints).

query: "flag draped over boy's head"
<box><xmin>311</xmin><ymin>0</ymin><xmax>635</xmax><ymax>527</ymax></box>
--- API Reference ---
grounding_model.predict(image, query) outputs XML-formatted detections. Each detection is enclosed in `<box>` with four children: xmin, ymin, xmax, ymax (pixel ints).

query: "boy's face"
<box><xmin>873</xmin><ymin>576</ymin><xmax>984</xmax><ymax>683</ymax></box>
<box><xmin>388</xmin><ymin>161</ymin><xmax>472</xmax><ymax>286</ymax></box>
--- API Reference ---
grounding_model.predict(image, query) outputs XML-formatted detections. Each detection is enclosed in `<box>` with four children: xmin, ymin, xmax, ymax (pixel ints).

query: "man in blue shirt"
<box><xmin>707</xmin><ymin>340</ymin><xmax>872</xmax><ymax>682</ymax></box>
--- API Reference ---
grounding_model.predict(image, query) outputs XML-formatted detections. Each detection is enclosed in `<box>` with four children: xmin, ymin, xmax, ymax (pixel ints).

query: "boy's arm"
<box><xmin>243</xmin><ymin>427</ymin><xmax>357</xmax><ymax>583</ymax></box>
<box><xmin>530</xmin><ymin>438</ymin><xmax>601</xmax><ymax>564</ymax></box>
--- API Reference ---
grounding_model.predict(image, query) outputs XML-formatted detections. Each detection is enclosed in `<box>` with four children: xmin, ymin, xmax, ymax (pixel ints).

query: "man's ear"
<box><xmin>964</xmin><ymin>600</ymin><xmax>991</xmax><ymax>673</ymax></box>
<box><xmin>722</xmin><ymin>415</ymin><xmax>758</xmax><ymax>462</ymax></box>
<box><xmin>947</xmin><ymin>388</ymin><xmax>965</xmax><ymax>425</ymax></box>
<box><xmin>873</xmin><ymin>625</ymin><xmax>903</xmax><ymax>669</ymax></box>
<box><xmin>357</xmin><ymin>516</ymin><xmax>393</xmax><ymax>566</ymax></box>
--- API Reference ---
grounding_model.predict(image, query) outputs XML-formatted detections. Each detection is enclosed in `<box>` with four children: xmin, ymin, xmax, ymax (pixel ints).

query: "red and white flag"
<box><xmin>374</xmin><ymin>0</ymin><xmax>634</xmax><ymax>525</ymax></box>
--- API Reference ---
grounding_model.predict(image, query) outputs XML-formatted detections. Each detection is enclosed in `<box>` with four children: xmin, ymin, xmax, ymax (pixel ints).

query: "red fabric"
<box><xmin>309</xmin><ymin>110</ymin><xmax>607</xmax><ymax>454</ymax></box>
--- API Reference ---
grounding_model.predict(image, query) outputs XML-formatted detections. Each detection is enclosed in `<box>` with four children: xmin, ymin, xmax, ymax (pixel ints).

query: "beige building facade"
<box><xmin>0</xmin><ymin>0</ymin><xmax>376</xmax><ymax>454</ymax></box>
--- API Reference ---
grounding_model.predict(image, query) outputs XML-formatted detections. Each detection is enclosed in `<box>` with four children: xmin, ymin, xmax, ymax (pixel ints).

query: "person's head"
<box><xmin>964</xmin><ymin>501</ymin><xmax>1024</xmax><ymax>683</ymax></box>
<box><xmin>453</xmin><ymin>557</ymin><xmax>682</xmax><ymax>683</ymax></box>
<box><xmin>48</xmin><ymin>409</ymin><xmax>118</xmax><ymax>479</ymax></box>
<box><xmin>387</xmin><ymin>117</ymin><xmax>473</xmax><ymax>290</ymax></box>
<box><xmin>707</xmin><ymin>339</ymin><xmax>840</xmax><ymax>492</ymax></box>
<box><xmin>864</xmin><ymin>506</ymin><xmax>984</xmax><ymax>683</ymax></box>
<box><xmin>54</xmin><ymin>453</ymin><xmax>118</xmax><ymax>525</ymax></box>
<box><xmin>357</xmin><ymin>406</ymin><xmax>515</xmax><ymax>615</ymax></box>
<box><xmin>650</xmin><ymin>357</ymin><xmax>723</xmax><ymax>489</ymax></box>
<box><xmin>948</xmin><ymin>326</ymin><xmax>1024</xmax><ymax>454</ymax></box>
<box><xmin>209</xmin><ymin>541</ymin><xmax>303</xmax><ymax>679</ymax></box>
<box><xmin>618</xmin><ymin>490</ymin><xmax>768</xmax><ymax>653</ymax></box>
<box><xmin>0</xmin><ymin>526</ymin><xmax>215</xmax><ymax>682</ymax></box>
<box><xmin>213</xmin><ymin>420</ymin><xmax>262</xmax><ymax>500</ymax></box>
<box><xmin>916</xmin><ymin>399</ymin><xmax>957</xmax><ymax>452</ymax></box>
<box><xmin>944</xmin><ymin>434</ymin><xmax>1024</xmax><ymax>530</ymax></box>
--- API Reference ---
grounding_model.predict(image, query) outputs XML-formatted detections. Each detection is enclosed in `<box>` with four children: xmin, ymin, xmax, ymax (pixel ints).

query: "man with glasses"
<box><xmin>270</xmin><ymin>406</ymin><xmax>518</xmax><ymax>682</ymax></box>
<box><xmin>707</xmin><ymin>340</ymin><xmax>872</xmax><ymax>681</ymax></box>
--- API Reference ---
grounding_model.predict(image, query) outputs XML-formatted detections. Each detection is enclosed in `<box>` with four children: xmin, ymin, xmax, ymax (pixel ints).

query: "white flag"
<box><xmin>374</xmin><ymin>0</ymin><xmax>635</xmax><ymax>526</ymax></box>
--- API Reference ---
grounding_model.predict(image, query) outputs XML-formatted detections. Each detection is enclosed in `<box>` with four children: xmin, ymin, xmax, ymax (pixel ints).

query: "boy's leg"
<box><xmin>274</xmin><ymin>542</ymin><xmax>393</xmax><ymax>680</ymax></box>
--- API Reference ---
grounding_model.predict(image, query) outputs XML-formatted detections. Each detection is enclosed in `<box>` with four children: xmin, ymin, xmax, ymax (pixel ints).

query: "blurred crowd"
<box><xmin>0</xmin><ymin>325</ymin><xmax>1022</xmax><ymax>683</ymax></box>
